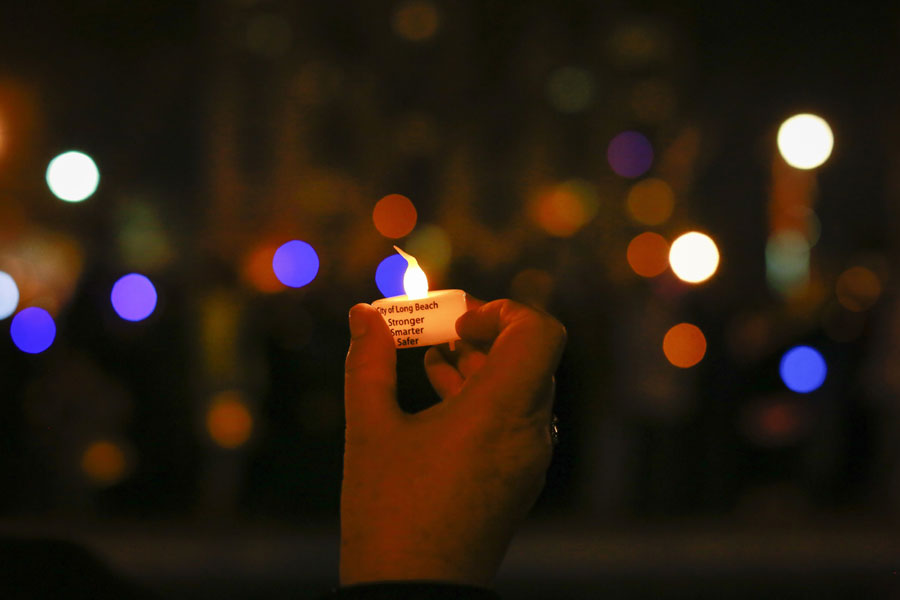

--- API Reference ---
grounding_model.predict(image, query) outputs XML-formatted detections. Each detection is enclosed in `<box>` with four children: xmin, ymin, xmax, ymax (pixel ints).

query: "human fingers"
<box><xmin>424</xmin><ymin>346</ymin><xmax>464</xmax><ymax>400</ymax></box>
<box><xmin>435</xmin><ymin>340</ymin><xmax>488</xmax><ymax>379</ymax></box>
<box><xmin>455</xmin><ymin>299</ymin><xmax>566</xmax><ymax>416</ymax></box>
<box><xmin>345</xmin><ymin>304</ymin><xmax>402</xmax><ymax>431</ymax></box>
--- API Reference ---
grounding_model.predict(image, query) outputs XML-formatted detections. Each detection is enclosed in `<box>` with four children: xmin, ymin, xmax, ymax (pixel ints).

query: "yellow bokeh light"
<box><xmin>81</xmin><ymin>440</ymin><xmax>128</xmax><ymax>486</ymax></box>
<box><xmin>392</xmin><ymin>0</ymin><xmax>439</xmax><ymax>42</ymax></box>
<box><xmin>835</xmin><ymin>266</ymin><xmax>881</xmax><ymax>312</ymax></box>
<box><xmin>207</xmin><ymin>391</ymin><xmax>253</xmax><ymax>449</ymax></box>
<box><xmin>627</xmin><ymin>232</ymin><xmax>669</xmax><ymax>278</ymax></box>
<box><xmin>46</xmin><ymin>150</ymin><xmax>100</xmax><ymax>202</ymax></box>
<box><xmin>663</xmin><ymin>323</ymin><xmax>707</xmax><ymax>368</ymax></box>
<box><xmin>407</xmin><ymin>224</ymin><xmax>452</xmax><ymax>271</ymax></box>
<box><xmin>777</xmin><ymin>113</ymin><xmax>834</xmax><ymax>170</ymax></box>
<box><xmin>529</xmin><ymin>179</ymin><xmax>599</xmax><ymax>237</ymax></box>
<box><xmin>625</xmin><ymin>178</ymin><xmax>674</xmax><ymax>225</ymax></box>
<box><xmin>669</xmin><ymin>231</ymin><xmax>719</xmax><ymax>283</ymax></box>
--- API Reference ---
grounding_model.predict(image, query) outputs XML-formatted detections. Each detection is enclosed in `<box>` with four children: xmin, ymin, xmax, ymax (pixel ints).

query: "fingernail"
<box><xmin>349</xmin><ymin>306</ymin><xmax>368</xmax><ymax>339</ymax></box>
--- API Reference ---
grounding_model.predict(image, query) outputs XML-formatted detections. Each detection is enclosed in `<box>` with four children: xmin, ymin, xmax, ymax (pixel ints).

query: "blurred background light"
<box><xmin>372</xmin><ymin>194</ymin><xmax>418</xmax><ymax>239</ymax></box>
<box><xmin>545</xmin><ymin>66</ymin><xmax>596</xmax><ymax>114</ymax></box>
<box><xmin>206</xmin><ymin>391</ymin><xmax>253</xmax><ymax>449</ymax></box>
<box><xmin>81</xmin><ymin>440</ymin><xmax>129</xmax><ymax>486</ymax></box>
<box><xmin>406</xmin><ymin>224</ymin><xmax>452</xmax><ymax>271</ymax></box>
<box><xmin>242</xmin><ymin>241</ymin><xmax>285</xmax><ymax>293</ymax></box>
<box><xmin>0</xmin><ymin>271</ymin><xmax>19</xmax><ymax>319</ymax></box>
<box><xmin>529</xmin><ymin>179</ymin><xmax>599</xmax><ymax>237</ymax></box>
<box><xmin>668</xmin><ymin>231</ymin><xmax>719</xmax><ymax>283</ymax></box>
<box><xmin>10</xmin><ymin>306</ymin><xmax>56</xmax><ymax>354</ymax></box>
<box><xmin>46</xmin><ymin>150</ymin><xmax>99</xmax><ymax>202</ymax></box>
<box><xmin>779</xmin><ymin>345</ymin><xmax>827</xmax><ymax>393</ymax></box>
<box><xmin>111</xmin><ymin>273</ymin><xmax>158</xmax><ymax>322</ymax></box>
<box><xmin>740</xmin><ymin>398</ymin><xmax>809</xmax><ymax>448</ymax></box>
<box><xmin>607</xmin><ymin>131</ymin><xmax>653</xmax><ymax>178</ymax></box>
<box><xmin>375</xmin><ymin>253</ymin><xmax>407</xmax><ymax>298</ymax></box>
<box><xmin>392</xmin><ymin>0</ymin><xmax>439</xmax><ymax>42</ymax></box>
<box><xmin>765</xmin><ymin>231</ymin><xmax>810</xmax><ymax>294</ymax></box>
<box><xmin>835</xmin><ymin>266</ymin><xmax>881</xmax><ymax>312</ymax></box>
<box><xmin>115</xmin><ymin>199</ymin><xmax>174</xmax><ymax>271</ymax></box>
<box><xmin>625</xmin><ymin>177</ymin><xmax>674</xmax><ymax>225</ymax></box>
<box><xmin>627</xmin><ymin>232</ymin><xmax>669</xmax><ymax>278</ymax></box>
<box><xmin>777</xmin><ymin>113</ymin><xmax>834</xmax><ymax>170</ymax></box>
<box><xmin>663</xmin><ymin>322</ymin><xmax>707</xmax><ymax>368</ymax></box>
<box><xmin>272</xmin><ymin>240</ymin><xmax>319</xmax><ymax>288</ymax></box>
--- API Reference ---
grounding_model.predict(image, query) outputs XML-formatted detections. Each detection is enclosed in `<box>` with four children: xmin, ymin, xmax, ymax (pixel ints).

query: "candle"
<box><xmin>372</xmin><ymin>246</ymin><xmax>467</xmax><ymax>349</ymax></box>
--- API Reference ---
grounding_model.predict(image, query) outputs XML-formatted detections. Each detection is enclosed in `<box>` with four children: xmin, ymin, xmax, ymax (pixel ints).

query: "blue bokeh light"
<box><xmin>779</xmin><ymin>345</ymin><xmax>827</xmax><ymax>393</ymax></box>
<box><xmin>10</xmin><ymin>307</ymin><xmax>56</xmax><ymax>354</ymax></box>
<box><xmin>111</xmin><ymin>273</ymin><xmax>158</xmax><ymax>322</ymax></box>
<box><xmin>375</xmin><ymin>254</ymin><xmax>408</xmax><ymax>297</ymax></box>
<box><xmin>272</xmin><ymin>240</ymin><xmax>319</xmax><ymax>288</ymax></box>
<box><xmin>607</xmin><ymin>131</ymin><xmax>654</xmax><ymax>178</ymax></box>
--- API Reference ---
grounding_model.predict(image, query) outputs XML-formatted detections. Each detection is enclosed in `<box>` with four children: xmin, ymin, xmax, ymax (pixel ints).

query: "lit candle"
<box><xmin>372</xmin><ymin>246</ymin><xmax>467</xmax><ymax>349</ymax></box>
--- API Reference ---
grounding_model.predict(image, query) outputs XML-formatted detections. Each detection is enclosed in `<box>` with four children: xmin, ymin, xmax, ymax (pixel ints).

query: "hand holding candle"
<box><xmin>372</xmin><ymin>246</ymin><xmax>467</xmax><ymax>349</ymax></box>
<box><xmin>341</xmin><ymin>298</ymin><xmax>567</xmax><ymax>586</ymax></box>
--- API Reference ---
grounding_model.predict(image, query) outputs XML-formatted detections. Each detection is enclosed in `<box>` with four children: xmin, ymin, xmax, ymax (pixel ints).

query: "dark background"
<box><xmin>0</xmin><ymin>1</ymin><xmax>899</xmax><ymax>598</ymax></box>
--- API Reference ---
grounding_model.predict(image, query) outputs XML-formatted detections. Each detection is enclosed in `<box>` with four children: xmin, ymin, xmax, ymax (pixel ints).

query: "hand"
<box><xmin>340</xmin><ymin>298</ymin><xmax>566</xmax><ymax>586</ymax></box>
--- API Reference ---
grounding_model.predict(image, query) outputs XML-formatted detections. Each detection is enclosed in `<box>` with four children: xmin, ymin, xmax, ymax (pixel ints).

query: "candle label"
<box><xmin>372</xmin><ymin>290</ymin><xmax>467</xmax><ymax>348</ymax></box>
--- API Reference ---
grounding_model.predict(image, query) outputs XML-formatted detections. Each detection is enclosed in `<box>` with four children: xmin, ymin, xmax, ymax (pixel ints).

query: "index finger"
<box><xmin>454</xmin><ymin>299</ymin><xmax>566</xmax><ymax>416</ymax></box>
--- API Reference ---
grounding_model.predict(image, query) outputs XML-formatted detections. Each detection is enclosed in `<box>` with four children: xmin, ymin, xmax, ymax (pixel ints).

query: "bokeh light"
<box><xmin>627</xmin><ymin>232</ymin><xmax>669</xmax><ymax>278</ymax></box>
<box><xmin>373</xmin><ymin>194</ymin><xmax>418</xmax><ymax>239</ymax></box>
<box><xmin>392</xmin><ymin>0</ymin><xmax>439</xmax><ymax>42</ymax></box>
<box><xmin>779</xmin><ymin>345</ymin><xmax>827</xmax><ymax>393</ymax></box>
<box><xmin>777</xmin><ymin>113</ymin><xmax>834</xmax><ymax>170</ymax></box>
<box><xmin>668</xmin><ymin>231</ymin><xmax>719</xmax><ymax>283</ymax></box>
<box><xmin>740</xmin><ymin>398</ymin><xmax>809</xmax><ymax>448</ymax></box>
<box><xmin>546</xmin><ymin>66</ymin><xmax>595</xmax><ymax>113</ymax></box>
<box><xmin>529</xmin><ymin>179</ymin><xmax>599</xmax><ymax>237</ymax></box>
<box><xmin>663</xmin><ymin>322</ymin><xmax>707</xmax><ymax>368</ymax></box>
<box><xmin>81</xmin><ymin>440</ymin><xmax>128</xmax><ymax>486</ymax></box>
<box><xmin>111</xmin><ymin>273</ymin><xmax>157</xmax><ymax>322</ymax></box>
<box><xmin>835</xmin><ymin>266</ymin><xmax>881</xmax><ymax>312</ymax></box>
<box><xmin>0</xmin><ymin>271</ymin><xmax>19</xmax><ymax>319</ymax></box>
<box><xmin>206</xmin><ymin>391</ymin><xmax>253</xmax><ymax>449</ymax></box>
<box><xmin>242</xmin><ymin>242</ymin><xmax>285</xmax><ymax>293</ymax></box>
<box><xmin>625</xmin><ymin>178</ymin><xmax>674</xmax><ymax>225</ymax></box>
<box><xmin>46</xmin><ymin>150</ymin><xmax>100</xmax><ymax>202</ymax></box>
<box><xmin>375</xmin><ymin>253</ymin><xmax>408</xmax><ymax>297</ymax></box>
<box><xmin>607</xmin><ymin>131</ymin><xmax>653</xmax><ymax>178</ymax></box>
<box><xmin>10</xmin><ymin>307</ymin><xmax>56</xmax><ymax>354</ymax></box>
<box><xmin>766</xmin><ymin>231</ymin><xmax>810</xmax><ymax>294</ymax></box>
<box><xmin>406</xmin><ymin>224</ymin><xmax>452</xmax><ymax>271</ymax></box>
<box><xmin>272</xmin><ymin>240</ymin><xmax>319</xmax><ymax>288</ymax></box>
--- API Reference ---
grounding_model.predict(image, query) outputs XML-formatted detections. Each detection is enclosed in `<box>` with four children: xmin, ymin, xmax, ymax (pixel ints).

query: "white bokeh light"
<box><xmin>777</xmin><ymin>114</ymin><xmax>834</xmax><ymax>170</ymax></box>
<box><xmin>669</xmin><ymin>231</ymin><xmax>720</xmax><ymax>283</ymax></box>
<box><xmin>46</xmin><ymin>150</ymin><xmax>100</xmax><ymax>202</ymax></box>
<box><xmin>0</xmin><ymin>271</ymin><xmax>19</xmax><ymax>319</ymax></box>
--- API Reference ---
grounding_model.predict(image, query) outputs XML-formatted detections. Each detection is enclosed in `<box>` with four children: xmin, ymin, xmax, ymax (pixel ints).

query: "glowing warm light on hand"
<box><xmin>669</xmin><ymin>231</ymin><xmax>719</xmax><ymax>283</ymax></box>
<box><xmin>46</xmin><ymin>150</ymin><xmax>100</xmax><ymax>202</ymax></box>
<box><xmin>777</xmin><ymin>113</ymin><xmax>833</xmax><ymax>170</ymax></box>
<box><xmin>394</xmin><ymin>246</ymin><xmax>428</xmax><ymax>300</ymax></box>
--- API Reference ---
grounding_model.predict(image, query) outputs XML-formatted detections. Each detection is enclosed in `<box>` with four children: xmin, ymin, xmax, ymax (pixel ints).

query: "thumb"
<box><xmin>345</xmin><ymin>303</ymin><xmax>401</xmax><ymax>431</ymax></box>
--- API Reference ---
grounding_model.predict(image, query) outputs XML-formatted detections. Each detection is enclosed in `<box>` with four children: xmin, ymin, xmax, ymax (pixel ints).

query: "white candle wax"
<box><xmin>372</xmin><ymin>289</ymin><xmax>467</xmax><ymax>348</ymax></box>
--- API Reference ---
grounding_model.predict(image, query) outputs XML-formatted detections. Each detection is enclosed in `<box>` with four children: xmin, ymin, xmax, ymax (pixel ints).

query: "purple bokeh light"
<box><xmin>375</xmin><ymin>254</ymin><xmax>407</xmax><ymax>297</ymax></box>
<box><xmin>607</xmin><ymin>131</ymin><xmax>654</xmax><ymax>178</ymax></box>
<box><xmin>10</xmin><ymin>307</ymin><xmax>56</xmax><ymax>354</ymax></box>
<box><xmin>272</xmin><ymin>240</ymin><xmax>319</xmax><ymax>288</ymax></box>
<box><xmin>111</xmin><ymin>273</ymin><xmax>158</xmax><ymax>322</ymax></box>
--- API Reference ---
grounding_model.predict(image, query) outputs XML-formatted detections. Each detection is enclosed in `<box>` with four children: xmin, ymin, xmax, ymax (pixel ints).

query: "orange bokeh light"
<box><xmin>625</xmin><ymin>178</ymin><xmax>674</xmax><ymax>225</ymax></box>
<box><xmin>373</xmin><ymin>194</ymin><xmax>418</xmax><ymax>239</ymax></box>
<box><xmin>206</xmin><ymin>391</ymin><xmax>253</xmax><ymax>449</ymax></box>
<box><xmin>627</xmin><ymin>231</ymin><xmax>669</xmax><ymax>277</ymax></box>
<box><xmin>529</xmin><ymin>180</ymin><xmax>598</xmax><ymax>237</ymax></box>
<box><xmin>242</xmin><ymin>242</ymin><xmax>286</xmax><ymax>293</ymax></box>
<box><xmin>835</xmin><ymin>266</ymin><xmax>881</xmax><ymax>312</ymax></box>
<box><xmin>663</xmin><ymin>322</ymin><xmax>707</xmax><ymax>368</ymax></box>
<box><xmin>392</xmin><ymin>1</ymin><xmax>440</xmax><ymax>42</ymax></box>
<box><xmin>81</xmin><ymin>440</ymin><xmax>128</xmax><ymax>486</ymax></box>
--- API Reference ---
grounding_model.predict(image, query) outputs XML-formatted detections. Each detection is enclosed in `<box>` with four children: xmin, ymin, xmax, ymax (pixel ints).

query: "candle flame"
<box><xmin>394</xmin><ymin>245</ymin><xmax>429</xmax><ymax>300</ymax></box>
